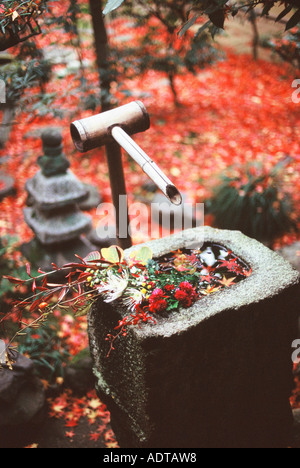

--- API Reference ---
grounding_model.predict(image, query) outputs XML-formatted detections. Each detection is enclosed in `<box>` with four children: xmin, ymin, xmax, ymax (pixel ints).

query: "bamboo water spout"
<box><xmin>70</xmin><ymin>101</ymin><xmax>182</xmax><ymax>206</ymax></box>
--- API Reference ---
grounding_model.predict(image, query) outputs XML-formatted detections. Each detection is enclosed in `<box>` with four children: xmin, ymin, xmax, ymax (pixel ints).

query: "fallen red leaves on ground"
<box><xmin>291</xmin><ymin>364</ymin><xmax>300</xmax><ymax>411</ymax></box>
<box><xmin>0</xmin><ymin>12</ymin><xmax>299</xmax><ymax>447</ymax></box>
<box><xmin>47</xmin><ymin>388</ymin><xmax>119</xmax><ymax>447</ymax></box>
<box><xmin>0</xmin><ymin>48</ymin><xmax>299</xmax><ymax>246</ymax></box>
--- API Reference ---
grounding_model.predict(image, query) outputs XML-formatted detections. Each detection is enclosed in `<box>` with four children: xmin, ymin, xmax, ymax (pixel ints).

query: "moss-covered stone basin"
<box><xmin>88</xmin><ymin>226</ymin><xmax>300</xmax><ymax>448</ymax></box>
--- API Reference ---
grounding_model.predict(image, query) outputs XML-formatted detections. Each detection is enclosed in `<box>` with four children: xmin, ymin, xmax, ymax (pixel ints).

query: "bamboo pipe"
<box><xmin>111</xmin><ymin>126</ymin><xmax>182</xmax><ymax>206</ymax></box>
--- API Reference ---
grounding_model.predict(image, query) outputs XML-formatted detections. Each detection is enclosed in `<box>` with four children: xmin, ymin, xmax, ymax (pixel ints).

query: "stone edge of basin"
<box><xmin>121</xmin><ymin>226</ymin><xmax>300</xmax><ymax>339</ymax></box>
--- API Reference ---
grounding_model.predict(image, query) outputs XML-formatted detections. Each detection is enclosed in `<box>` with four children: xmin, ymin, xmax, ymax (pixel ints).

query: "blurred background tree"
<box><xmin>103</xmin><ymin>0</ymin><xmax>300</xmax><ymax>35</ymax></box>
<box><xmin>0</xmin><ymin>41</ymin><xmax>52</xmax><ymax>147</ymax></box>
<box><xmin>264</xmin><ymin>25</ymin><xmax>300</xmax><ymax>69</ymax></box>
<box><xmin>109</xmin><ymin>0</ymin><xmax>222</xmax><ymax>106</ymax></box>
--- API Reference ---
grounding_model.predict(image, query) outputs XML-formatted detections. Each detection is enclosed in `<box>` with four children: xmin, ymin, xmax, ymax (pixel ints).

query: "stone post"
<box><xmin>88</xmin><ymin>226</ymin><xmax>300</xmax><ymax>448</ymax></box>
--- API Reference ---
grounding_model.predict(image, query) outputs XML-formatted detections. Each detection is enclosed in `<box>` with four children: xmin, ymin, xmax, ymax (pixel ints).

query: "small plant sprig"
<box><xmin>0</xmin><ymin>1</ymin><xmax>46</xmax><ymax>32</ymax></box>
<box><xmin>0</xmin><ymin>0</ymin><xmax>50</xmax><ymax>50</ymax></box>
<box><xmin>2</xmin><ymin>243</ymin><xmax>252</xmax><ymax>364</ymax></box>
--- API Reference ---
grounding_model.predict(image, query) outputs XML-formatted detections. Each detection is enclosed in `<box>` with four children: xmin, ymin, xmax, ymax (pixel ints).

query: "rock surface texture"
<box><xmin>88</xmin><ymin>227</ymin><xmax>300</xmax><ymax>448</ymax></box>
<box><xmin>0</xmin><ymin>354</ymin><xmax>46</xmax><ymax>428</ymax></box>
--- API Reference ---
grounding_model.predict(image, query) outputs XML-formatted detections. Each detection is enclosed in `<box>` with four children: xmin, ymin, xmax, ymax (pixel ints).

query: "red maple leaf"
<box><xmin>242</xmin><ymin>268</ymin><xmax>253</xmax><ymax>277</ymax></box>
<box><xmin>90</xmin><ymin>431</ymin><xmax>102</xmax><ymax>442</ymax></box>
<box><xmin>199</xmin><ymin>273</ymin><xmax>215</xmax><ymax>284</ymax></box>
<box><xmin>217</xmin><ymin>257</ymin><xmax>242</xmax><ymax>273</ymax></box>
<box><xmin>65</xmin><ymin>419</ymin><xmax>79</xmax><ymax>428</ymax></box>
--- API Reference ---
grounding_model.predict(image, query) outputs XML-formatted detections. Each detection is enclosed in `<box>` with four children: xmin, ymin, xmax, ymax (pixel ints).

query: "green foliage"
<box><xmin>0</xmin><ymin>237</ymin><xmax>36</xmax><ymax>349</ymax></box>
<box><xmin>0</xmin><ymin>236</ymin><xmax>28</xmax><ymax>295</ymax></box>
<box><xmin>0</xmin><ymin>41</ymin><xmax>52</xmax><ymax>110</ymax></box>
<box><xmin>0</xmin><ymin>1</ymin><xmax>49</xmax><ymax>35</ymax></box>
<box><xmin>0</xmin><ymin>0</ymin><xmax>47</xmax><ymax>34</ymax></box>
<box><xmin>1</xmin><ymin>58</ymin><xmax>51</xmax><ymax>103</ymax></box>
<box><xmin>207</xmin><ymin>160</ymin><xmax>298</xmax><ymax>245</ymax></box>
<box><xmin>69</xmin><ymin>347</ymin><xmax>90</xmax><ymax>364</ymax></box>
<box><xmin>264</xmin><ymin>25</ymin><xmax>300</xmax><ymax>69</ymax></box>
<box><xmin>18</xmin><ymin>321</ymin><xmax>70</xmax><ymax>383</ymax></box>
<box><xmin>0</xmin><ymin>236</ymin><xmax>38</xmax><ymax>333</ymax></box>
<box><xmin>0</xmin><ymin>0</ymin><xmax>52</xmax><ymax>51</ymax></box>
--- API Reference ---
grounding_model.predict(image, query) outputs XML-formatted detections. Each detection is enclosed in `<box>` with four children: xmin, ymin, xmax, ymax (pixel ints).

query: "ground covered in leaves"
<box><xmin>1</xmin><ymin>389</ymin><xmax>118</xmax><ymax>449</ymax></box>
<box><xmin>0</xmin><ymin>8</ymin><xmax>300</xmax><ymax>448</ymax></box>
<box><xmin>0</xmin><ymin>16</ymin><xmax>299</xmax><ymax>247</ymax></box>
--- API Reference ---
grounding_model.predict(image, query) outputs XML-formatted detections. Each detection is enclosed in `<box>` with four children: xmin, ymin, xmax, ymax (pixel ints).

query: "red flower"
<box><xmin>178</xmin><ymin>281</ymin><xmax>194</xmax><ymax>292</ymax></box>
<box><xmin>149</xmin><ymin>288</ymin><xmax>165</xmax><ymax>301</ymax></box>
<box><xmin>174</xmin><ymin>282</ymin><xmax>197</xmax><ymax>308</ymax></box>
<box><xmin>164</xmin><ymin>284</ymin><xmax>175</xmax><ymax>292</ymax></box>
<box><xmin>174</xmin><ymin>289</ymin><xmax>192</xmax><ymax>308</ymax></box>
<box><xmin>149</xmin><ymin>288</ymin><xmax>168</xmax><ymax>313</ymax></box>
<box><xmin>149</xmin><ymin>299</ymin><xmax>167</xmax><ymax>314</ymax></box>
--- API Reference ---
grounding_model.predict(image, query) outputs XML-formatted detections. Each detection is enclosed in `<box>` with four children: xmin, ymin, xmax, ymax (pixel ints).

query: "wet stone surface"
<box><xmin>157</xmin><ymin>242</ymin><xmax>251</xmax><ymax>293</ymax></box>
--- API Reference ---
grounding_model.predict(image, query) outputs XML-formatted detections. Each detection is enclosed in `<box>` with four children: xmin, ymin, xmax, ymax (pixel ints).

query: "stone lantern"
<box><xmin>23</xmin><ymin>128</ymin><xmax>93</xmax><ymax>269</ymax></box>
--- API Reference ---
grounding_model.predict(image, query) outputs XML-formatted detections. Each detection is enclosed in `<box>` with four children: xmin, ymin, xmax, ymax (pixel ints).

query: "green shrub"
<box><xmin>0</xmin><ymin>236</ymin><xmax>29</xmax><ymax>295</ymax></box>
<box><xmin>207</xmin><ymin>159</ymin><xmax>298</xmax><ymax>245</ymax></box>
<box><xmin>18</xmin><ymin>322</ymin><xmax>70</xmax><ymax>384</ymax></box>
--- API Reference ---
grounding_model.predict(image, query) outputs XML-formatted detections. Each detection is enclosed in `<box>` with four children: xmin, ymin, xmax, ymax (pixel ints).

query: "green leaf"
<box><xmin>178</xmin><ymin>14</ymin><xmax>199</xmax><ymax>38</ymax></box>
<box><xmin>103</xmin><ymin>0</ymin><xmax>125</xmax><ymax>15</ymax></box>
<box><xmin>84</xmin><ymin>251</ymin><xmax>102</xmax><ymax>263</ymax></box>
<box><xmin>195</xmin><ymin>20</ymin><xmax>211</xmax><ymax>38</ymax></box>
<box><xmin>101</xmin><ymin>245</ymin><xmax>124</xmax><ymax>264</ymax></box>
<box><xmin>75</xmin><ymin>303</ymin><xmax>93</xmax><ymax>318</ymax></box>
<box><xmin>128</xmin><ymin>247</ymin><xmax>153</xmax><ymax>266</ymax></box>
<box><xmin>167</xmin><ymin>301</ymin><xmax>179</xmax><ymax>312</ymax></box>
<box><xmin>286</xmin><ymin>8</ymin><xmax>300</xmax><ymax>30</ymax></box>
